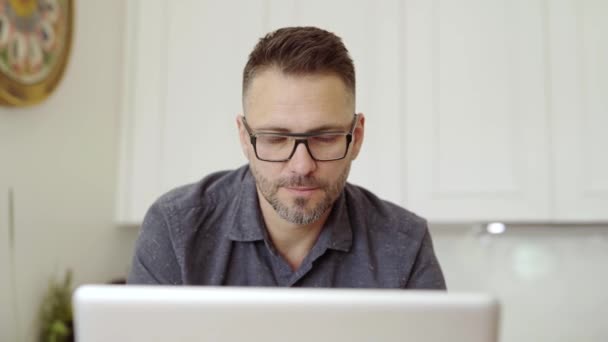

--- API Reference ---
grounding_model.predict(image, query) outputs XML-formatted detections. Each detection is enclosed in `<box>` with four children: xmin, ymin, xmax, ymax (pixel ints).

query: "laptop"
<box><xmin>73</xmin><ymin>285</ymin><xmax>500</xmax><ymax>342</ymax></box>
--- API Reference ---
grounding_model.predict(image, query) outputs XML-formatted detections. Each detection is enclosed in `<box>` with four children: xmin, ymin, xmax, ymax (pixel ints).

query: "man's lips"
<box><xmin>284</xmin><ymin>186</ymin><xmax>319</xmax><ymax>194</ymax></box>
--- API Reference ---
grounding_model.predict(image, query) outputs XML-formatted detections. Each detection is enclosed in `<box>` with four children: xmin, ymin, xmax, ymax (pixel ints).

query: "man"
<box><xmin>128</xmin><ymin>26</ymin><xmax>446</xmax><ymax>289</ymax></box>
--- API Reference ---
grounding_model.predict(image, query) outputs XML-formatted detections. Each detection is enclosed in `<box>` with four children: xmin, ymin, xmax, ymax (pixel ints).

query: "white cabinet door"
<box><xmin>160</xmin><ymin>0</ymin><xmax>268</xmax><ymax>191</ymax></box>
<box><xmin>117</xmin><ymin>0</ymin><xmax>267</xmax><ymax>224</ymax></box>
<box><xmin>266</xmin><ymin>0</ymin><xmax>404</xmax><ymax>205</ymax></box>
<box><xmin>549</xmin><ymin>0</ymin><xmax>608</xmax><ymax>221</ymax></box>
<box><xmin>0</xmin><ymin>188</ymin><xmax>16</xmax><ymax>342</ymax></box>
<box><xmin>403</xmin><ymin>0</ymin><xmax>552</xmax><ymax>222</ymax></box>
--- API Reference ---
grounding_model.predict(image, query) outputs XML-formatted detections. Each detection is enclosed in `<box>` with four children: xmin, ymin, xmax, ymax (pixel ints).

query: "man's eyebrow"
<box><xmin>254</xmin><ymin>123</ymin><xmax>347</xmax><ymax>133</ymax></box>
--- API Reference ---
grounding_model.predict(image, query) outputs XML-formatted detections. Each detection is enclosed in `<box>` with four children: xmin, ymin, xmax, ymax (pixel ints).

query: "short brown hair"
<box><xmin>242</xmin><ymin>26</ymin><xmax>355</xmax><ymax>99</ymax></box>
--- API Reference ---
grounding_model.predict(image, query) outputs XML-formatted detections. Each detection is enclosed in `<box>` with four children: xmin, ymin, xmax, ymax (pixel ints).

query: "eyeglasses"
<box><xmin>242</xmin><ymin>114</ymin><xmax>359</xmax><ymax>162</ymax></box>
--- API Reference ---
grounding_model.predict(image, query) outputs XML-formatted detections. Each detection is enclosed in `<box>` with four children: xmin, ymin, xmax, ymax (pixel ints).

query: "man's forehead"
<box><xmin>244</xmin><ymin>68</ymin><xmax>354</xmax><ymax>127</ymax></box>
<box><xmin>247</xmin><ymin>115</ymin><xmax>353</xmax><ymax>133</ymax></box>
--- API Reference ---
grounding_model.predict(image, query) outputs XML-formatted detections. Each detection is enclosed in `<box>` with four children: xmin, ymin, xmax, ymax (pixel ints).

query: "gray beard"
<box><xmin>251</xmin><ymin>164</ymin><xmax>350</xmax><ymax>225</ymax></box>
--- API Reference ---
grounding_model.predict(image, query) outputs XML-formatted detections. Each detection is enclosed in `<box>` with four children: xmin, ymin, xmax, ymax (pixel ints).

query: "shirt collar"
<box><xmin>227</xmin><ymin>166</ymin><xmax>266</xmax><ymax>241</ymax></box>
<box><xmin>228</xmin><ymin>165</ymin><xmax>353</xmax><ymax>252</ymax></box>
<box><xmin>319</xmin><ymin>190</ymin><xmax>352</xmax><ymax>252</ymax></box>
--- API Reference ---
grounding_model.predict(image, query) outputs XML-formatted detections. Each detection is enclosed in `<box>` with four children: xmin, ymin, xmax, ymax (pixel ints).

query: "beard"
<box><xmin>250</xmin><ymin>164</ymin><xmax>351</xmax><ymax>225</ymax></box>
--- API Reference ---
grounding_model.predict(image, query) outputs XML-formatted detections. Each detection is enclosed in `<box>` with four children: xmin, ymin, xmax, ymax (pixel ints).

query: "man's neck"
<box><xmin>257</xmin><ymin>190</ymin><xmax>331</xmax><ymax>271</ymax></box>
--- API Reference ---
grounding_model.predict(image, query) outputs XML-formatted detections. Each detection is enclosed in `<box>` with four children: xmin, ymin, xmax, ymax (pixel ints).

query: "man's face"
<box><xmin>238</xmin><ymin>68</ymin><xmax>364</xmax><ymax>225</ymax></box>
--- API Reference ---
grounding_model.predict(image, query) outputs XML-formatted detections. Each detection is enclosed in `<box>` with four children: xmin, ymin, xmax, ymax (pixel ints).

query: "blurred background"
<box><xmin>1</xmin><ymin>0</ymin><xmax>607</xmax><ymax>341</ymax></box>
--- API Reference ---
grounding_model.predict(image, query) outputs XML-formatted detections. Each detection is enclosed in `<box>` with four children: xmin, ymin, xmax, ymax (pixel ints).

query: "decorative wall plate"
<box><xmin>0</xmin><ymin>0</ymin><xmax>73</xmax><ymax>106</ymax></box>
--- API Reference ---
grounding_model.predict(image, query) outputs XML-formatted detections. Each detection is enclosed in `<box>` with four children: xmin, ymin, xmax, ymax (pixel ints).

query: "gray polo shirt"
<box><xmin>128</xmin><ymin>165</ymin><xmax>446</xmax><ymax>289</ymax></box>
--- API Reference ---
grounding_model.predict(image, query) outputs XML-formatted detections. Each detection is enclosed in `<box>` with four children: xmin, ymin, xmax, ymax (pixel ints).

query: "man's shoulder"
<box><xmin>341</xmin><ymin>183</ymin><xmax>444</xmax><ymax>289</ymax></box>
<box><xmin>154</xmin><ymin>165</ymin><xmax>250</xmax><ymax>213</ymax></box>
<box><xmin>344</xmin><ymin>182</ymin><xmax>427</xmax><ymax>237</ymax></box>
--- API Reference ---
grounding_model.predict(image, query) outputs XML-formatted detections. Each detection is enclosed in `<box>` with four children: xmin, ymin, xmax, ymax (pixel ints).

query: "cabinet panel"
<box><xmin>404</xmin><ymin>0</ymin><xmax>551</xmax><ymax>221</ymax></box>
<box><xmin>117</xmin><ymin>0</ymin><xmax>170</xmax><ymax>223</ymax></box>
<box><xmin>161</xmin><ymin>0</ymin><xmax>266</xmax><ymax>191</ymax></box>
<box><xmin>117</xmin><ymin>0</ymin><xmax>266</xmax><ymax>223</ymax></box>
<box><xmin>551</xmin><ymin>0</ymin><xmax>608</xmax><ymax>220</ymax></box>
<box><xmin>267</xmin><ymin>0</ymin><xmax>404</xmax><ymax>205</ymax></box>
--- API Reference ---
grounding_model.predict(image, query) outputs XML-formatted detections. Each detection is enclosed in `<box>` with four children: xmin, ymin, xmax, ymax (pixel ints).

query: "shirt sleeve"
<box><xmin>127</xmin><ymin>200</ymin><xmax>183</xmax><ymax>285</ymax></box>
<box><xmin>405</xmin><ymin>226</ymin><xmax>447</xmax><ymax>290</ymax></box>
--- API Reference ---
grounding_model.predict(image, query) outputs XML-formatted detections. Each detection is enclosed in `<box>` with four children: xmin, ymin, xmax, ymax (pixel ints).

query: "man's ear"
<box><xmin>350</xmin><ymin>113</ymin><xmax>365</xmax><ymax>160</ymax></box>
<box><xmin>236</xmin><ymin>115</ymin><xmax>251</xmax><ymax>161</ymax></box>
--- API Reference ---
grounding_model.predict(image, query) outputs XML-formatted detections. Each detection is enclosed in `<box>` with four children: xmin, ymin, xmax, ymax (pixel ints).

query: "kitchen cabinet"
<box><xmin>403</xmin><ymin>0</ymin><xmax>551</xmax><ymax>221</ymax></box>
<box><xmin>117</xmin><ymin>0</ymin><xmax>403</xmax><ymax>224</ymax></box>
<box><xmin>549</xmin><ymin>0</ymin><xmax>608</xmax><ymax>221</ymax></box>
<box><xmin>117</xmin><ymin>0</ymin><xmax>608</xmax><ymax>224</ymax></box>
<box><xmin>403</xmin><ymin>0</ymin><xmax>608</xmax><ymax>222</ymax></box>
<box><xmin>117</xmin><ymin>0</ymin><xmax>267</xmax><ymax>224</ymax></box>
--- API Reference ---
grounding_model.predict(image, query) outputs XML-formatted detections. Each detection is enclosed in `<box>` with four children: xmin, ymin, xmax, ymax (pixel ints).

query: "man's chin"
<box><xmin>279</xmin><ymin>196</ymin><xmax>316</xmax><ymax>215</ymax></box>
<box><xmin>280</xmin><ymin>207</ymin><xmax>324</xmax><ymax>226</ymax></box>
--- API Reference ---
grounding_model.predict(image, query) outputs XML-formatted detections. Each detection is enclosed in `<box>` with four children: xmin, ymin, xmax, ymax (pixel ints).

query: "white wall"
<box><xmin>0</xmin><ymin>1</ymin><xmax>138</xmax><ymax>341</ymax></box>
<box><xmin>430</xmin><ymin>224</ymin><xmax>608</xmax><ymax>342</ymax></box>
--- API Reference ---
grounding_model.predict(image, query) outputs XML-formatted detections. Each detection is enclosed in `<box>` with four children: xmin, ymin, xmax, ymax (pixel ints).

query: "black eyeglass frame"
<box><xmin>241</xmin><ymin>114</ymin><xmax>359</xmax><ymax>162</ymax></box>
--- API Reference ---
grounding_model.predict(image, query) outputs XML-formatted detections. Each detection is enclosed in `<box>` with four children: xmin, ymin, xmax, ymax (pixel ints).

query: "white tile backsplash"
<box><xmin>429</xmin><ymin>224</ymin><xmax>608</xmax><ymax>342</ymax></box>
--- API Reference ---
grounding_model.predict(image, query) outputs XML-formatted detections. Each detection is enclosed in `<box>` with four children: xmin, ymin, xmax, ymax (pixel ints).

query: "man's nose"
<box><xmin>287</xmin><ymin>140</ymin><xmax>317</xmax><ymax>175</ymax></box>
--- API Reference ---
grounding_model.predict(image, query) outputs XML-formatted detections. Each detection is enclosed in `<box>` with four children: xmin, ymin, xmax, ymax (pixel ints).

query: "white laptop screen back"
<box><xmin>74</xmin><ymin>285</ymin><xmax>499</xmax><ymax>342</ymax></box>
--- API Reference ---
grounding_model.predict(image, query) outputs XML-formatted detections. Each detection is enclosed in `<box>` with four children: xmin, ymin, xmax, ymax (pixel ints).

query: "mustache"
<box><xmin>276</xmin><ymin>176</ymin><xmax>325</xmax><ymax>188</ymax></box>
